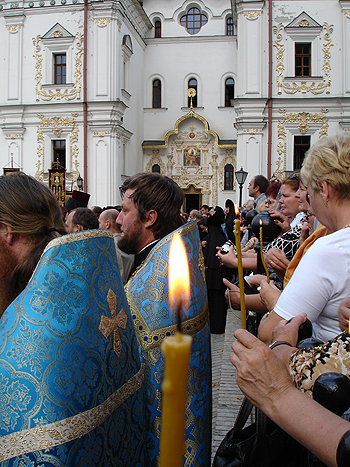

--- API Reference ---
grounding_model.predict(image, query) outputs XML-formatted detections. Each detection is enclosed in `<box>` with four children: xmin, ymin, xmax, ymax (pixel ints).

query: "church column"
<box><xmin>210</xmin><ymin>154</ymin><xmax>218</xmax><ymax>207</ymax></box>
<box><xmin>5</xmin><ymin>15</ymin><xmax>25</xmax><ymax>102</ymax></box>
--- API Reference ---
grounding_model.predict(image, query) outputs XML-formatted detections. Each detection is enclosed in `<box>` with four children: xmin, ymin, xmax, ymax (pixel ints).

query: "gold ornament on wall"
<box><xmin>275</xmin><ymin>108</ymin><xmax>329</xmax><ymax>178</ymax></box>
<box><xmin>36</xmin><ymin>113</ymin><xmax>79</xmax><ymax>184</ymax></box>
<box><xmin>243</xmin><ymin>11</ymin><xmax>261</xmax><ymax>20</ymax></box>
<box><xmin>273</xmin><ymin>22</ymin><xmax>333</xmax><ymax>95</ymax></box>
<box><xmin>32</xmin><ymin>32</ymin><xmax>83</xmax><ymax>102</ymax></box>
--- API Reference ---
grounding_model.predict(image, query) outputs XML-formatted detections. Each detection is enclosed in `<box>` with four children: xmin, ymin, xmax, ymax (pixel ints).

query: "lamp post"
<box><xmin>77</xmin><ymin>174</ymin><xmax>84</xmax><ymax>191</ymax></box>
<box><xmin>235</xmin><ymin>167</ymin><xmax>248</xmax><ymax>208</ymax></box>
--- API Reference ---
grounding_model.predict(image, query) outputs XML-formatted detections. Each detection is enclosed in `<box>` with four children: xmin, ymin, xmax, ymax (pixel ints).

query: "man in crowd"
<box><xmin>0</xmin><ymin>172</ymin><xmax>66</xmax><ymax>316</ymax></box>
<box><xmin>117</xmin><ymin>172</ymin><xmax>184</xmax><ymax>278</ymax></box>
<box><xmin>98</xmin><ymin>208</ymin><xmax>134</xmax><ymax>284</ymax></box>
<box><xmin>0</xmin><ymin>172</ymin><xmax>145</xmax><ymax>465</ymax></box>
<box><xmin>65</xmin><ymin>206</ymin><xmax>98</xmax><ymax>233</ymax></box>
<box><xmin>188</xmin><ymin>209</ymin><xmax>203</xmax><ymax>222</ymax></box>
<box><xmin>118</xmin><ymin>172</ymin><xmax>212</xmax><ymax>467</ymax></box>
<box><xmin>247</xmin><ymin>174</ymin><xmax>269</xmax><ymax>211</ymax></box>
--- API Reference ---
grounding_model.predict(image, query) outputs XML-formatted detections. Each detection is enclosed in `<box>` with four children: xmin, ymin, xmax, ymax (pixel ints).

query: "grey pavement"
<box><xmin>211</xmin><ymin>309</ymin><xmax>245</xmax><ymax>464</ymax></box>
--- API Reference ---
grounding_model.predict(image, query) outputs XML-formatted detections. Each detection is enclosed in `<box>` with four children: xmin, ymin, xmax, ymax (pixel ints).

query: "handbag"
<box><xmin>212</xmin><ymin>397</ymin><xmax>312</xmax><ymax>467</ymax></box>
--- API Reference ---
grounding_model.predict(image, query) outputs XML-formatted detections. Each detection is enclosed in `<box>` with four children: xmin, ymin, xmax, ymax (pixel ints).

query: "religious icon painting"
<box><xmin>184</xmin><ymin>146</ymin><xmax>200</xmax><ymax>166</ymax></box>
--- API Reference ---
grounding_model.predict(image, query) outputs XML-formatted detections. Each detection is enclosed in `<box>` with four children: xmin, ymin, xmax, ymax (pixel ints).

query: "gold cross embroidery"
<box><xmin>99</xmin><ymin>288</ymin><xmax>127</xmax><ymax>357</ymax></box>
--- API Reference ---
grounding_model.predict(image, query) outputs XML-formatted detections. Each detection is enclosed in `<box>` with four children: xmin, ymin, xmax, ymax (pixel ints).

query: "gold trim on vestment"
<box><xmin>125</xmin><ymin>222</ymin><xmax>209</xmax><ymax>351</ymax></box>
<box><xmin>0</xmin><ymin>365</ymin><xmax>144</xmax><ymax>462</ymax></box>
<box><xmin>129</xmin><ymin>301</ymin><xmax>209</xmax><ymax>351</ymax></box>
<box><xmin>44</xmin><ymin>229</ymin><xmax>113</xmax><ymax>253</ymax></box>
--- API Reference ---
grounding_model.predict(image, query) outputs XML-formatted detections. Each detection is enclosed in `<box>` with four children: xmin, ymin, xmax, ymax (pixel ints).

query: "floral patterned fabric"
<box><xmin>126</xmin><ymin>221</ymin><xmax>212</xmax><ymax>467</ymax></box>
<box><xmin>0</xmin><ymin>230</ymin><xmax>145</xmax><ymax>466</ymax></box>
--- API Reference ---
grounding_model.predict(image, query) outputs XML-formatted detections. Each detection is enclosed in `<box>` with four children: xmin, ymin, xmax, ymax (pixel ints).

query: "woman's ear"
<box><xmin>318</xmin><ymin>180</ymin><xmax>329</xmax><ymax>203</ymax></box>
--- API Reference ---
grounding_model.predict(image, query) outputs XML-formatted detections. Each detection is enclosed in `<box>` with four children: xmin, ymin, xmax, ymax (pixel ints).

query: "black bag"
<box><xmin>212</xmin><ymin>397</ymin><xmax>312</xmax><ymax>467</ymax></box>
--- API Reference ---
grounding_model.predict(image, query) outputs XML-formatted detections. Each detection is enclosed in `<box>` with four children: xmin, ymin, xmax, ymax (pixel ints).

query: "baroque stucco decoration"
<box><xmin>274</xmin><ymin>20</ymin><xmax>333</xmax><ymax>95</ymax></box>
<box><xmin>275</xmin><ymin>108</ymin><xmax>329</xmax><ymax>178</ymax></box>
<box><xmin>142</xmin><ymin>109</ymin><xmax>236</xmax><ymax>150</ymax></box>
<box><xmin>33</xmin><ymin>27</ymin><xmax>83</xmax><ymax>101</ymax></box>
<box><xmin>218</xmin><ymin>150</ymin><xmax>236</xmax><ymax>191</ymax></box>
<box><xmin>36</xmin><ymin>113</ymin><xmax>79</xmax><ymax>187</ymax></box>
<box><xmin>145</xmin><ymin>150</ymin><xmax>166</xmax><ymax>174</ymax></box>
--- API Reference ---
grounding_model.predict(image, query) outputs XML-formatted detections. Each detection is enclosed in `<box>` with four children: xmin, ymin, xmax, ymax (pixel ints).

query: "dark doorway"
<box><xmin>185</xmin><ymin>194</ymin><xmax>200</xmax><ymax>213</ymax></box>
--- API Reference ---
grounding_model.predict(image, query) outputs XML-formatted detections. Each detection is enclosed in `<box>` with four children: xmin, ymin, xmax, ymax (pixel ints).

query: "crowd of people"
<box><xmin>2</xmin><ymin>133</ymin><xmax>350</xmax><ymax>466</ymax></box>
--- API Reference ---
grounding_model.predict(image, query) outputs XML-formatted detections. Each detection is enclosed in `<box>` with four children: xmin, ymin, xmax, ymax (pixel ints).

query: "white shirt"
<box><xmin>275</xmin><ymin>228</ymin><xmax>350</xmax><ymax>342</ymax></box>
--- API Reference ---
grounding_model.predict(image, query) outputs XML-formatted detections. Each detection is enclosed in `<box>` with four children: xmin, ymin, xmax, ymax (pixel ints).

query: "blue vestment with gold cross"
<box><xmin>125</xmin><ymin>221</ymin><xmax>212</xmax><ymax>467</ymax></box>
<box><xmin>0</xmin><ymin>230</ymin><xmax>145</xmax><ymax>466</ymax></box>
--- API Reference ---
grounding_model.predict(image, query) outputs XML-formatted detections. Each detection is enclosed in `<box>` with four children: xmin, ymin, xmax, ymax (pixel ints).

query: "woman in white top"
<box><xmin>259</xmin><ymin>133</ymin><xmax>350</xmax><ymax>344</ymax></box>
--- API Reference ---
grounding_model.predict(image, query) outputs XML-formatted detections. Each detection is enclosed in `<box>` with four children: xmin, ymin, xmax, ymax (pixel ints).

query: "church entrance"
<box><xmin>183</xmin><ymin>185</ymin><xmax>202</xmax><ymax>214</ymax></box>
<box><xmin>185</xmin><ymin>194</ymin><xmax>200</xmax><ymax>213</ymax></box>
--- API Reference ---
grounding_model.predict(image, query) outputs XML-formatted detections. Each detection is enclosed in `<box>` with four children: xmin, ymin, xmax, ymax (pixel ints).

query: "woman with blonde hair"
<box><xmin>258</xmin><ymin>133</ymin><xmax>350</xmax><ymax>344</ymax></box>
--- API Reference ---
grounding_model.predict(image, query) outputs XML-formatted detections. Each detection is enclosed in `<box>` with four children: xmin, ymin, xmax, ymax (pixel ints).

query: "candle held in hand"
<box><xmin>159</xmin><ymin>233</ymin><xmax>192</xmax><ymax>467</ymax></box>
<box><xmin>234</xmin><ymin>207</ymin><xmax>246</xmax><ymax>330</ymax></box>
<box><xmin>259</xmin><ymin>219</ymin><xmax>270</xmax><ymax>283</ymax></box>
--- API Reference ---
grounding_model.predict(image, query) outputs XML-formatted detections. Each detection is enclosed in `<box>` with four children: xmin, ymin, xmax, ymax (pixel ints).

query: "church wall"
<box><xmin>0</xmin><ymin>0</ymin><xmax>150</xmax><ymax>207</ymax></box>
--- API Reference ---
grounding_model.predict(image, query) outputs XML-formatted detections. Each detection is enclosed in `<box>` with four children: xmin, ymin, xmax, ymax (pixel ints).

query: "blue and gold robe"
<box><xmin>0</xmin><ymin>230</ymin><xmax>145</xmax><ymax>466</ymax></box>
<box><xmin>125</xmin><ymin>221</ymin><xmax>212</xmax><ymax>467</ymax></box>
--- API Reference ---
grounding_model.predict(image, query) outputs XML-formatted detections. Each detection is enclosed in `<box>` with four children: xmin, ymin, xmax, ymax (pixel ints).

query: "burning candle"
<box><xmin>234</xmin><ymin>207</ymin><xmax>246</xmax><ymax>330</ymax></box>
<box><xmin>259</xmin><ymin>219</ymin><xmax>270</xmax><ymax>283</ymax></box>
<box><xmin>159</xmin><ymin>233</ymin><xmax>192</xmax><ymax>467</ymax></box>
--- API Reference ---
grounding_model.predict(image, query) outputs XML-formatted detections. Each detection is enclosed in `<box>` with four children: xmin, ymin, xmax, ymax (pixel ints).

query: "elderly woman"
<box><xmin>229</xmin><ymin>134</ymin><xmax>350</xmax><ymax>467</ymax></box>
<box><xmin>258</xmin><ymin>133</ymin><xmax>350</xmax><ymax>344</ymax></box>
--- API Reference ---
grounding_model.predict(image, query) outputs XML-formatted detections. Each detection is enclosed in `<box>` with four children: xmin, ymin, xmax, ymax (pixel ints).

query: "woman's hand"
<box><xmin>264</xmin><ymin>248</ymin><xmax>290</xmax><ymax>280</ymax></box>
<box><xmin>247</xmin><ymin>274</ymin><xmax>266</xmax><ymax>288</ymax></box>
<box><xmin>242</xmin><ymin>237</ymin><xmax>258</xmax><ymax>252</ymax></box>
<box><xmin>269</xmin><ymin>210</ymin><xmax>291</xmax><ymax>233</ymax></box>
<box><xmin>259</xmin><ymin>278</ymin><xmax>281</xmax><ymax>312</ymax></box>
<box><xmin>230</xmin><ymin>330</ymin><xmax>294</xmax><ymax>410</ymax></box>
<box><xmin>338</xmin><ymin>297</ymin><xmax>350</xmax><ymax>332</ymax></box>
<box><xmin>223</xmin><ymin>278</ymin><xmax>241</xmax><ymax>309</ymax></box>
<box><xmin>216</xmin><ymin>245</ymin><xmax>237</xmax><ymax>268</ymax></box>
<box><xmin>271</xmin><ymin>313</ymin><xmax>307</xmax><ymax>348</ymax></box>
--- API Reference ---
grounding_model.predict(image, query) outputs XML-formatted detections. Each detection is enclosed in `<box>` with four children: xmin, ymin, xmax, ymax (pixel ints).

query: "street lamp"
<box><xmin>77</xmin><ymin>174</ymin><xmax>84</xmax><ymax>191</ymax></box>
<box><xmin>235</xmin><ymin>167</ymin><xmax>248</xmax><ymax>207</ymax></box>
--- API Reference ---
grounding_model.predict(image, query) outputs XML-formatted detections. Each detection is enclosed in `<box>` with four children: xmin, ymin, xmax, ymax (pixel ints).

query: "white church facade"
<box><xmin>0</xmin><ymin>0</ymin><xmax>349</xmax><ymax>208</ymax></box>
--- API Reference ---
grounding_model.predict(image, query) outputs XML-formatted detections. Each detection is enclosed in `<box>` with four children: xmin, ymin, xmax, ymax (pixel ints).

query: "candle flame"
<box><xmin>259</xmin><ymin>219</ymin><xmax>262</xmax><ymax>226</ymax></box>
<box><xmin>235</xmin><ymin>205</ymin><xmax>239</xmax><ymax>216</ymax></box>
<box><xmin>169</xmin><ymin>233</ymin><xmax>190</xmax><ymax>306</ymax></box>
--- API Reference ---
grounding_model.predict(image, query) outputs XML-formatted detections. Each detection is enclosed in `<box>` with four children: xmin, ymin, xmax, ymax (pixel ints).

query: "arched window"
<box><xmin>225</xmin><ymin>78</ymin><xmax>234</xmax><ymax>107</ymax></box>
<box><xmin>188</xmin><ymin>78</ymin><xmax>197</xmax><ymax>107</ymax></box>
<box><xmin>152</xmin><ymin>164</ymin><xmax>161</xmax><ymax>173</ymax></box>
<box><xmin>226</xmin><ymin>17</ymin><xmax>233</xmax><ymax>36</ymax></box>
<box><xmin>224</xmin><ymin>164</ymin><xmax>234</xmax><ymax>190</ymax></box>
<box><xmin>155</xmin><ymin>20</ymin><xmax>161</xmax><ymax>38</ymax></box>
<box><xmin>180</xmin><ymin>7</ymin><xmax>208</xmax><ymax>35</ymax></box>
<box><xmin>152</xmin><ymin>79</ymin><xmax>161</xmax><ymax>108</ymax></box>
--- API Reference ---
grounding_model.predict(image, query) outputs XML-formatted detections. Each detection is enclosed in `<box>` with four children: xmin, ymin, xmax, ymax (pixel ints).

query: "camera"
<box><xmin>220</xmin><ymin>240</ymin><xmax>232</xmax><ymax>254</ymax></box>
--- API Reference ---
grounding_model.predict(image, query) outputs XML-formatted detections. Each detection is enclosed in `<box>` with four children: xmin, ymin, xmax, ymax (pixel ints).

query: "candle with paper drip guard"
<box><xmin>233</xmin><ymin>206</ymin><xmax>246</xmax><ymax>330</ymax></box>
<box><xmin>159</xmin><ymin>233</ymin><xmax>192</xmax><ymax>467</ymax></box>
<box><xmin>259</xmin><ymin>219</ymin><xmax>270</xmax><ymax>283</ymax></box>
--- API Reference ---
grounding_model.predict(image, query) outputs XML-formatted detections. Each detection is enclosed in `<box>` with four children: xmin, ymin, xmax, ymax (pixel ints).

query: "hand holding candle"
<box><xmin>159</xmin><ymin>233</ymin><xmax>192</xmax><ymax>467</ymax></box>
<box><xmin>234</xmin><ymin>207</ymin><xmax>246</xmax><ymax>330</ymax></box>
<box><xmin>259</xmin><ymin>219</ymin><xmax>270</xmax><ymax>283</ymax></box>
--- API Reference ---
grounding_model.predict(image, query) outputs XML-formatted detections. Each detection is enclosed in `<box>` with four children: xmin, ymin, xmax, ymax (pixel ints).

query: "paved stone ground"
<box><xmin>211</xmin><ymin>310</ymin><xmax>245</xmax><ymax>464</ymax></box>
